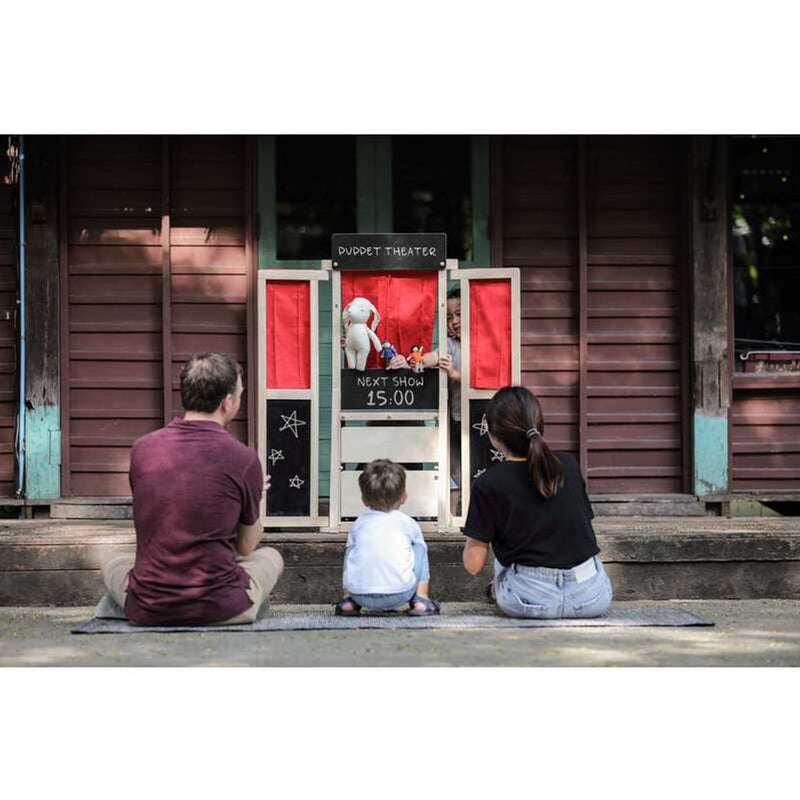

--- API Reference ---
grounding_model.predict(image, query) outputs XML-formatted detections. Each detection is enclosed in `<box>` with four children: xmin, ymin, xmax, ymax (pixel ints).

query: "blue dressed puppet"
<box><xmin>380</xmin><ymin>340</ymin><xmax>398</xmax><ymax>369</ymax></box>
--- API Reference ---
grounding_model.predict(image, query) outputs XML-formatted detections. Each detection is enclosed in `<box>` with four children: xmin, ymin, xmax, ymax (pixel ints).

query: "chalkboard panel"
<box><xmin>469</xmin><ymin>399</ymin><xmax>505</xmax><ymax>484</ymax></box>
<box><xmin>265</xmin><ymin>400</ymin><xmax>311</xmax><ymax>516</ymax></box>
<box><xmin>341</xmin><ymin>369</ymin><xmax>439</xmax><ymax>411</ymax></box>
<box><xmin>332</xmin><ymin>233</ymin><xmax>447</xmax><ymax>270</ymax></box>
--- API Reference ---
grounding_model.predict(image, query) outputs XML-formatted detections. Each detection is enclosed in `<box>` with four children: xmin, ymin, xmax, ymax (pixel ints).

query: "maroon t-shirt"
<box><xmin>124</xmin><ymin>419</ymin><xmax>263</xmax><ymax>625</ymax></box>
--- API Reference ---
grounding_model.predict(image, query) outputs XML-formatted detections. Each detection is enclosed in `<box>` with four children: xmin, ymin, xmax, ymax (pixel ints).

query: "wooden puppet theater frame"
<box><xmin>257</xmin><ymin>233</ymin><xmax>519</xmax><ymax>532</ymax></box>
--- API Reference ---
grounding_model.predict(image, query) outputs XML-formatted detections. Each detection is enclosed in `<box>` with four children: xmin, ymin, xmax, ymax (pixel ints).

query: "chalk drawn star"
<box><xmin>288</xmin><ymin>474</ymin><xmax>305</xmax><ymax>489</ymax></box>
<box><xmin>490</xmin><ymin>449</ymin><xmax>506</xmax><ymax>462</ymax></box>
<box><xmin>473</xmin><ymin>468</ymin><xmax>486</xmax><ymax>478</ymax></box>
<box><xmin>279</xmin><ymin>410</ymin><xmax>307</xmax><ymax>439</ymax></box>
<box><xmin>268</xmin><ymin>449</ymin><xmax>284</xmax><ymax>466</ymax></box>
<box><xmin>472</xmin><ymin>415</ymin><xmax>489</xmax><ymax>437</ymax></box>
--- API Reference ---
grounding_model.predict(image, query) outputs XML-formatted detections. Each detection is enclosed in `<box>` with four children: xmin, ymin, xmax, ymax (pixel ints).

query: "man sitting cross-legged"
<box><xmin>99</xmin><ymin>352</ymin><xmax>283</xmax><ymax>626</ymax></box>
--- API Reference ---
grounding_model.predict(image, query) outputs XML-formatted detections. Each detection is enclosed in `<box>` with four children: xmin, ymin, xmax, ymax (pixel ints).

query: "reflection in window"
<box><xmin>392</xmin><ymin>136</ymin><xmax>472</xmax><ymax>261</ymax></box>
<box><xmin>731</xmin><ymin>136</ymin><xmax>800</xmax><ymax>373</ymax></box>
<box><xmin>276</xmin><ymin>136</ymin><xmax>356</xmax><ymax>260</ymax></box>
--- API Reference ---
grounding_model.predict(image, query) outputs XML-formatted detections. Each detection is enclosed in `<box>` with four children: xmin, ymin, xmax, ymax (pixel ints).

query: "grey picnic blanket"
<box><xmin>72</xmin><ymin>596</ymin><xmax>712</xmax><ymax>633</ymax></box>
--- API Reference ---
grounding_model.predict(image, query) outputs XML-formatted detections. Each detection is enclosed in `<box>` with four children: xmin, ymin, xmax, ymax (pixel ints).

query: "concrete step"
<box><xmin>591</xmin><ymin>495</ymin><xmax>709</xmax><ymax>516</ymax></box>
<box><xmin>45</xmin><ymin>494</ymin><xmax>710</xmax><ymax>521</ymax></box>
<box><xmin>48</xmin><ymin>498</ymin><xmax>133</xmax><ymax>520</ymax></box>
<box><xmin>1</xmin><ymin>517</ymin><xmax>799</xmax><ymax>605</ymax></box>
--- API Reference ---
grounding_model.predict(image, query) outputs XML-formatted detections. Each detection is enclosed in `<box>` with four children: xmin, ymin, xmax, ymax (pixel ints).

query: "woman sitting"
<box><xmin>462</xmin><ymin>386</ymin><xmax>613</xmax><ymax>619</ymax></box>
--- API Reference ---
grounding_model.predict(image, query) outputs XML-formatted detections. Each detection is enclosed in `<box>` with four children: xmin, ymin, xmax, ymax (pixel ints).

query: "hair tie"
<box><xmin>526</xmin><ymin>427</ymin><xmax>540</xmax><ymax>439</ymax></box>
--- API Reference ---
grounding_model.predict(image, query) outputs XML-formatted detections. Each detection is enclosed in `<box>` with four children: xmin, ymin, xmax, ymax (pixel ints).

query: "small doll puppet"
<box><xmin>407</xmin><ymin>344</ymin><xmax>424</xmax><ymax>373</ymax></box>
<box><xmin>380</xmin><ymin>340</ymin><xmax>398</xmax><ymax>369</ymax></box>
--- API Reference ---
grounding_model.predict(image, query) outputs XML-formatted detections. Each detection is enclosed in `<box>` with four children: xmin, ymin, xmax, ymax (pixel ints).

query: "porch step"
<box><xmin>46</xmin><ymin>494</ymin><xmax>709</xmax><ymax>520</ymax></box>
<box><xmin>49</xmin><ymin>498</ymin><xmax>133</xmax><ymax>520</ymax></box>
<box><xmin>590</xmin><ymin>494</ymin><xmax>708</xmax><ymax>516</ymax></box>
<box><xmin>1</xmin><ymin>517</ymin><xmax>799</xmax><ymax>605</ymax></box>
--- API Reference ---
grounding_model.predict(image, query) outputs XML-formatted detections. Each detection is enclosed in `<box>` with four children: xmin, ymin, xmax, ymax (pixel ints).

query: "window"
<box><xmin>273</xmin><ymin>135</ymin><xmax>357</xmax><ymax>262</ymax></box>
<box><xmin>392</xmin><ymin>135</ymin><xmax>473</xmax><ymax>261</ymax></box>
<box><xmin>261</xmin><ymin>135</ymin><xmax>488</xmax><ymax>267</ymax></box>
<box><xmin>731</xmin><ymin>136</ymin><xmax>800</xmax><ymax>374</ymax></box>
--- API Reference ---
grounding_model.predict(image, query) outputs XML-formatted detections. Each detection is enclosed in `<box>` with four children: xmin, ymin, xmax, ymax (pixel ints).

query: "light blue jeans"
<box><xmin>350</xmin><ymin>542</ymin><xmax>430</xmax><ymax>611</ymax></box>
<box><xmin>494</xmin><ymin>555</ymin><xmax>613</xmax><ymax>619</ymax></box>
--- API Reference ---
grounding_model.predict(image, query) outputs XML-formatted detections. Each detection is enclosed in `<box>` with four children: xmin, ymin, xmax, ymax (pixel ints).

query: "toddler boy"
<box><xmin>335</xmin><ymin>459</ymin><xmax>440</xmax><ymax>616</ymax></box>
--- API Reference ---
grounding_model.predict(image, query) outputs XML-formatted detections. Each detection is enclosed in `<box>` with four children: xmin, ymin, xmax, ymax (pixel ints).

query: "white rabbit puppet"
<box><xmin>342</xmin><ymin>296</ymin><xmax>382</xmax><ymax>371</ymax></box>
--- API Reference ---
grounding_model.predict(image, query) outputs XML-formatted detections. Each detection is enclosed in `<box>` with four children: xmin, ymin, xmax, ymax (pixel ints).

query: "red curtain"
<box><xmin>266</xmin><ymin>281</ymin><xmax>311</xmax><ymax>389</ymax></box>
<box><xmin>341</xmin><ymin>271</ymin><xmax>438</xmax><ymax>369</ymax></box>
<box><xmin>470</xmin><ymin>279</ymin><xmax>511</xmax><ymax>388</ymax></box>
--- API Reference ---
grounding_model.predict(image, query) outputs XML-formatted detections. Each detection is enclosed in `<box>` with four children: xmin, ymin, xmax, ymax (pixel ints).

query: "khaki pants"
<box><xmin>102</xmin><ymin>547</ymin><xmax>284</xmax><ymax>625</ymax></box>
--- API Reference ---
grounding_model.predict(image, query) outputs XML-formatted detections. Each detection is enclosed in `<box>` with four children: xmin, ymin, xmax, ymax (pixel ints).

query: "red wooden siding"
<box><xmin>503</xmin><ymin>137</ymin><xmax>580</xmax><ymax>457</ymax></box>
<box><xmin>169</xmin><ymin>136</ymin><xmax>248</xmax><ymax>436</ymax></box>
<box><xmin>0</xmin><ymin>154</ymin><xmax>17</xmax><ymax>496</ymax></box>
<box><xmin>63</xmin><ymin>136</ymin><xmax>249</xmax><ymax>496</ymax></box>
<box><xmin>502</xmin><ymin>136</ymin><xmax>687</xmax><ymax>493</ymax></box>
<box><xmin>585</xmin><ymin>137</ymin><xmax>685</xmax><ymax>493</ymax></box>
<box><xmin>731</xmin><ymin>388</ymin><xmax>800</xmax><ymax>491</ymax></box>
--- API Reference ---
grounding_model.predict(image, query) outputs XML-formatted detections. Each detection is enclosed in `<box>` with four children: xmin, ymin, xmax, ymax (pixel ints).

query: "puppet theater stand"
<box><xmin>257</xmin><ymin>238</ymin><xmax>519</xmax><ymax>533</ymax></box>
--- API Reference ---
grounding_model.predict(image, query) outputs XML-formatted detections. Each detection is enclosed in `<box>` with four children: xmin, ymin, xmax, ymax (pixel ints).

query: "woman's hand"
<box><xmin>463</xmin><ymin>537</ymin><xmax>489</xmax><ymax>575</ymax></box>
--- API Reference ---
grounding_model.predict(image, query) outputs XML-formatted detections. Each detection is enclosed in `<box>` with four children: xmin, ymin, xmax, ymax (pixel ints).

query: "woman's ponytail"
<box><xmin>485</xmin><ymin>386</ymin><xmax>565</xmax><ymax>499</ymax></box>
<box><xmin>526</xmin><ymin>430</ymin><xmax>564</xmax><ymax>499</ymax></box>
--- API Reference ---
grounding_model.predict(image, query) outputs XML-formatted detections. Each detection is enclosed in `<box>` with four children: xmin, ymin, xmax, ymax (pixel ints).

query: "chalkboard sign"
<box><xmin>469</xmin><ymin>399</ymin><xmax>505</xmax><ymax>483</ymax></box>
<box><xmin>341</xmin><ymin>369</ymin><xmax>439</xmax><ymax>411</ymax></box>
<box><xmin>332</xmin><ymin>233</ymin><xmax>447</xmax><ymax>270</ymax></box>
<box><xmin>265</xmin><ymin>400</ymin><xmax>311</xmax><ymax>516</ymax></box>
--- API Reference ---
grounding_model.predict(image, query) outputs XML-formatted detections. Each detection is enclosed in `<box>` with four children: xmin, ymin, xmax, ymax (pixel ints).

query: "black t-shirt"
<box><xmin>463</xmin><ymin>452</ymin><xmax>599</xmax><ymax>569</ymax></box>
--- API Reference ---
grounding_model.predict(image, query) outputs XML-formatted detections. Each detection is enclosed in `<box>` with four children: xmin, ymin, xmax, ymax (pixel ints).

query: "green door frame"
<box><xmin>256</xmin><ymin>134</ymin><xmax>491</xmax><ymax>495</ymax></box>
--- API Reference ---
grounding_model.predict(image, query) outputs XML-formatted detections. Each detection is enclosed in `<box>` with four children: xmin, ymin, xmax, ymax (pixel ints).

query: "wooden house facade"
<box><xmin>2</xmin><ymin>134</ymin><xmax>798</xmax><ymax>511</ymax></box>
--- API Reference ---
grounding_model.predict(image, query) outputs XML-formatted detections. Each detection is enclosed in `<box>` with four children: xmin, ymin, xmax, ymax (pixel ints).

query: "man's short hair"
<box><xmin>179</xmin><ymin>353</ymin><xmax>242</xmax><ymax>413</ymax></box>
<box><xmin>447</xmin><ymin>287</ymin><xmax>461</xmax><ymax>301</ymax></box>
<box><xmin>358</xmin><ymin>459</ymin><xmax>406</xmax><ymax>512</ymax></box>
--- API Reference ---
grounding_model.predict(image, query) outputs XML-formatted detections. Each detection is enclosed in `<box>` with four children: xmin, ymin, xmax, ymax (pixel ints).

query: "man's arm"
<box><xmin>463</xmin><ymin>536</ymin><xmax>490</xmax><ymax>575</ymax></box>
<box><xmin>235</xmin><ymin>472</ymin><xmax>270</xmax><ymax>556</ymax></box>
<box><xmin>235</xmin><ymin>519</ymin><xmax>263</xmax><ymax>557</ymax></box>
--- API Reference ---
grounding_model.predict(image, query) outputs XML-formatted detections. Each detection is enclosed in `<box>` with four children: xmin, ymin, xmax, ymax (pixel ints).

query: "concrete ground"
<box><xmin>0</xmin><ymin>599</ymin><xmax>798</xmax><ymax>667</ymax></box>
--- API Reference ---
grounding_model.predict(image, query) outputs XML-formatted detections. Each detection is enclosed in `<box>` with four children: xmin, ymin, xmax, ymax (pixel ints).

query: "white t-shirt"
<box><xmin>343</xmin><ymin>508</ymin><xmax>427</xmax><ymax>594</ymax></box>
